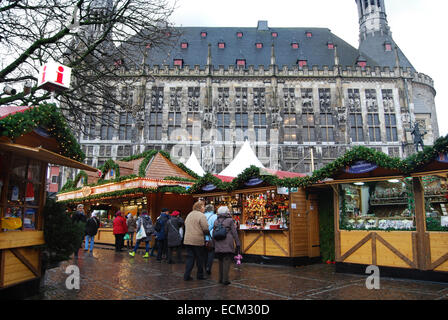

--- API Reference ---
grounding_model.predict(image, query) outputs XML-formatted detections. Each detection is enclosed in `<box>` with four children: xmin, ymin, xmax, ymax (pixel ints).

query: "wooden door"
<box><xmin>307</xmin><ymin>194</ymin><xmax>320</xmax><ymax>258</ymax></box>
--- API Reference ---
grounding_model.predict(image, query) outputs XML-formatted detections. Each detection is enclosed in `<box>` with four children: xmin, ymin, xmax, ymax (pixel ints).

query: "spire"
<box><xmin>356</xmin><ymin>0</ymin><xmax>390</xmax><ymax>40</ymax></box>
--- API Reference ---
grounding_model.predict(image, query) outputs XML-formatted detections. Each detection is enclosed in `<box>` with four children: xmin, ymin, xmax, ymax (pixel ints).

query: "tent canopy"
<box><xmin>185</xmin><ymin>151</ymin><xmax>206</xmax><ymax>177</ymax></box>
<box><xmin>219</xmin><ymin>140</ymin><xmax>265</xmax><ymax>177</ymax></box>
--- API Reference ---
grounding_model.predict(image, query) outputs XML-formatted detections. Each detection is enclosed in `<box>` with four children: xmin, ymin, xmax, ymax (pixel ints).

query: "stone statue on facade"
<box><xmin>411</xmin><ymin>122</ymin><xmax>427</xmax><ymax>152</ymax></box>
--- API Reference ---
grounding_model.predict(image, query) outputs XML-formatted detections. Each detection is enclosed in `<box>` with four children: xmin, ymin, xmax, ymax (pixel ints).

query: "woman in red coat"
<box><xmin>113</xmin><ymin>211</ymin><xmax>128</xmax><ymax>252</ymax></box>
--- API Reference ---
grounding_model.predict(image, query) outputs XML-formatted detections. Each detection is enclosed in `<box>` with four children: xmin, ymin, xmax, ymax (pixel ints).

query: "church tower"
<box><xmin>84</xmin><ymin>0</ymin><xmax>114</xmax><ymax>41</ymax></box>
<box><xmin>356</xmin><ymin>0</ymin><xmax>390</xmax><ymax>39</ymax></box>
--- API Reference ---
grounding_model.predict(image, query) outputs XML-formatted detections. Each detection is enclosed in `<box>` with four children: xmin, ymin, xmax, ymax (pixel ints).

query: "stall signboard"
<box><xmin>202</xmin><ymin>184</ymin><xmax>217</xmax><ymax>192</ymax></box>
<box><xmin>344</xmin><ymin>161</ymin><xmax>378</xmax><ymax>174</ymax></box>
<box><xmin>57</xmin><ymin>178</ymin><xmax>189</xmax><ymax>201</ymax></box>
<box><xmin>277</xmin><ymin>187</ymin><xmax>289</xmax><ymax>195</ymax></box>
<box><xmin>245</xmin><ymin>177</ymin><xmax>264</xmax><ymax>187</ymax></box>
<box><xmin>37</xmin><ymin>62</ymin><xmax>72</xmax><ymax>92</ymax></box>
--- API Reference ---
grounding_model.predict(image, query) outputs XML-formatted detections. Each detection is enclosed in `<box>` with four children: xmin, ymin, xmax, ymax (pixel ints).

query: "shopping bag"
<box><xmin>136</xmin><ymin>224</ymin><xmax>146</xmax><ymax>240</ymax></box>
<box><xmin>123</xmin><ymin>233</ymin><xmax>130</xmax><ymax>241</ymax></box>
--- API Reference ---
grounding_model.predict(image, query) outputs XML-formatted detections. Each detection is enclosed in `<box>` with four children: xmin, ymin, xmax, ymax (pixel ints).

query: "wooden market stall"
<box><xmin>57</xmin><ymin>151</ymin><xmax>196</xmax><ymax>246</ymax></box>
<box><xmin>315</xmin><ymin>145</ymin><xmax>448</xmax><ymax>281</ymax></box>
<box><xmin>0</xmin><ymin>104</ymin><xmax>98</xmax><ymax>296</ymax></box>
<box><xmin>191</xmin><ymin>167</ymin><xmax>321</xmax><ymax>265</ymax></box>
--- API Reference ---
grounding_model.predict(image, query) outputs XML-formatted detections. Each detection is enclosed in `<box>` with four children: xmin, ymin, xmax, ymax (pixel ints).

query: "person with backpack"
<box><xmin>126</xmin><ymin>213</ymin><xmax>137</xmax><ymax>249</ymax></box>
<box><xmin>213</xmin><ymin>206</ymin><xmax>241</xmax><ymax>285</ymax></box>
<box><xmin>203</xmin><ymin>204</ymin><xmax>217</xmax><ymax>275</ymax></box>
<box><xmin>154</xmin><ymin>208</ymin><xmax>170</xmax><ymax>261</ymax></box>
<box><xmin>183</xmin><ymin>201</ymin><xmax>210</xmax><ymax>281</ymax></box>
<box><xmin>129</xmin><ymin>211</ymin><xmax>154</xmax><ymax>258</ymax></box>
<box><xmin>84</xmin><ymin>210</ymin><xmax>100</xmax><ymax>253</ymax></box>
<box><xmin>166</xmin><ymin>210</ymin><xmax>184</xmax><ymax>264</ymax></box>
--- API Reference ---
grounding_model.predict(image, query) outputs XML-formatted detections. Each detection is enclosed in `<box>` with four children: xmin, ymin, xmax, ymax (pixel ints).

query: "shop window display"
<box><xmin>2</xmin><ymin>156</ymin><xmax>43</xmax><ymax>231</ymax></box>
<box><xmin>423</xmin><ymin>175</ymin><xmax>448</xmax><ymax>232</ymax></box>
<box><xmin>339</xmin><ymin>179</ymin><xmax>416</xmax><ymax>231</ymax></box>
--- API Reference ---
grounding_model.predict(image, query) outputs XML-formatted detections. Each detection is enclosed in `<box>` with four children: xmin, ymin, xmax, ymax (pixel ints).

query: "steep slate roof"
<box><xmin>359</xmin><ymin>32</ymin><xmax>415</xmax><ymax>71</ymax></box>
<box><xmin>143</xmin><ymin>24</ymin><xmax>380</xmax><ymax>70</ymax></box>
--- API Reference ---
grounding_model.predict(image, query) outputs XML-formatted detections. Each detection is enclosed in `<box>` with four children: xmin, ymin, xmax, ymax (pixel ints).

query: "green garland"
<box><xmin>0</xmin><ymin>103</ymin><xmax>85</xmax><ymax>161</ymax></box>
<box><xmin>99</xmin><ymin>159</ymin><xmax>120</xmax><ymax>178</ymax></box>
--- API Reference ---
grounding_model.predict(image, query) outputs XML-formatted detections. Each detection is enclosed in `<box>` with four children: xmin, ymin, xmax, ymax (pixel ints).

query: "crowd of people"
<box><xmin>70</xmin><ymin>200</ymin><xmax>241</xmax><ymax>285</ymax></box>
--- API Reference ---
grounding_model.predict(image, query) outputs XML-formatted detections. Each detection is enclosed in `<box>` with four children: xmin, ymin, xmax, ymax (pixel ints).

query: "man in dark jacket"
<box><xmin>71</xmin><ymin>204</ymin><xmax>87</xmax><ymax>257</ymax></box>
<box><xmin>154</xmin><ymin>208</ymin><xmax>170</xmax><ymax>261</ymax></box>
<box><xmin>166</xmin><ymin>211</ymin><xmax>184</xmax><ymax>264</ymax></box>
<box><xmin>84</xmin><ymin>211</ymin><xmax>100</xmax><ymax>253</ymax></box>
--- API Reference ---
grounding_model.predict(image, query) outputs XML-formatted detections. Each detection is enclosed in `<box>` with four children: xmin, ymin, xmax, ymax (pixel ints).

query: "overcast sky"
<box><xmin>169</xmin><ymin>0</ymin><xmax>448</xmax><ymax>137</ymax></box>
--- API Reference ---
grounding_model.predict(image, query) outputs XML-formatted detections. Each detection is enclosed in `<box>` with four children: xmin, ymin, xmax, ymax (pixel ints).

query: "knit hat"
<box><xmin>141</xmin><ymin>211</ymin><xmax>149</xmax><ymax>216</ymax></box>
<box><xmin>171</xmin><ymin>210</ymin><xmax>180</xmax><ymax>216</ymax></box>
<box><xmin>115</xmin><ymin>211</ymin><xmax>122</xmax><ymax>216</ymax></box>
<box><xmin>91</xmin><ymin>211</ymin><xmax>98</xmax><ymax>218</ymax></box>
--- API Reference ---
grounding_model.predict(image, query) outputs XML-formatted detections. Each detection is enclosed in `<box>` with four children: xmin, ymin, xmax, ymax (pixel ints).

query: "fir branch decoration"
<box><xmin>0</xmin><ymin>103</ymin><xmax>84</xmax><ymax>161</ymax></box>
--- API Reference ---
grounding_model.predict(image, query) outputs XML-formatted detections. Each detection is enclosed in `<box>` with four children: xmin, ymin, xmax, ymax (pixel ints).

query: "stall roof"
<box><xmin>0</xmin><ymin>141</ymin><xmax>97</xmax><ymax>172</ymax></box>
<box><xmin>185</xmin><ymin>152</ymin><xmax>206</xmax><ymax>177</ymax></box>
<box><xmin>0</xmin><ymin>106</ymin><xmax>30</xmax><ymax>119</ymax></box>
<box><xmin>219</xmin><ymin>140</ymin><xmax>265</xmax><ymax>177</ymax></box>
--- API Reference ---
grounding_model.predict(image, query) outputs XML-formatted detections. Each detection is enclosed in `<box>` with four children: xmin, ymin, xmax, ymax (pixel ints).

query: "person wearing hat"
<box><xmin>166</xmin><ymin>210</ymin><xmax>184</xmax><ymax>264</ymax></box>
<box><xmin>84</xmin><ymin>210</ymin><xmax>100</xmax><ymax>253</ymax></box>
<box><xmin>113</xmin><ymin>211</ymin><xmax>128</xmax><ymax>252</ymax></box>
<box><xmin>154</xmin><ymin>208</ymin><xmax>170</xmax><ymax>261</ymax></box>
<box><xmin>126</xmin><ymin>213</ymin><xmax>137</xmax><ymax>249</ymax></box>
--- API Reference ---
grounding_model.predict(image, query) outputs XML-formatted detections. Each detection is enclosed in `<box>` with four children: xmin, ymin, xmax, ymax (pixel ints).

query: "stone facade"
<box><xmin>76</xmin><ymin>65</ymin><xmax>437</xmax><ymax>174</ymax></box>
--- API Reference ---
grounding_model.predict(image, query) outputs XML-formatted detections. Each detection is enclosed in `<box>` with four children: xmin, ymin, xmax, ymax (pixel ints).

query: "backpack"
<box><xmin>213</xmin><ymin>220</ymin><xmax>228</xmax><ymax>241</ymax></box>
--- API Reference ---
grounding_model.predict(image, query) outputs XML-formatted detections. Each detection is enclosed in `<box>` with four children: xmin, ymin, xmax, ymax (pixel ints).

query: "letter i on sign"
<box><xmin>41</xmin><ymin>66</ymin><xmax>47</xmax><ymax>83</ymax></box>
<box><xmin>56</xmin><ymin>66</ymin><xmax>65</xmax><ymax>85</ymax></box>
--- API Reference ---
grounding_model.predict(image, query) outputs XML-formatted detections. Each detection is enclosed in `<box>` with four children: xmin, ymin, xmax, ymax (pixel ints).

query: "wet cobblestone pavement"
<box><xmin>29</xmin><ymin>246</ymin><xmax>448</xmax><ymax>300</ymax></box>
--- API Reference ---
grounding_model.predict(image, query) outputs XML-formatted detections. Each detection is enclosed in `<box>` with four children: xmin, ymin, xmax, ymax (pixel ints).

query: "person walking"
<box><xmin>203</xmin><ymin>204</ymin><xmax>217</xmax><ymax>275</ymax></box>
<box><xmin>166</xmin><ymin>210</ymin><xmax>184</xmax><ymax>264</ymax></box>
<box><xmin>213</xmin><ymin>206</ymin><xmax>241</xmax><ymax>285</ymax></box>
<box><xmin>71</xmin><ymin>204</ymin><xmax>87</xmax><ymax>257</ymax></box>
<box><xmin>129</xmin><ymin>211</ymin><xmax>154</xmax><ymax>258</ymax></box>
<box><xmin>113</xmin><ymin>211</ymin><xmax>128</xmax><ymax>252</ymax></box>
<box><xmin>183</xmin><ymin>201</ymin><xmax>210</xmax><ymax>281</ymax></box>
<box><xmin>84</xmin><ymin>210</ymin><xmax>100</xmax><ymax>253</ymax></box>
<box><xmin>154</xmin><ymin>208</ymin><xmax>170</xmax><ymax>261</ymax></box>
<box><xmin>126</xmin><ymin>213</ymin><xmax>137</xmax><ymax>249</ymax></box>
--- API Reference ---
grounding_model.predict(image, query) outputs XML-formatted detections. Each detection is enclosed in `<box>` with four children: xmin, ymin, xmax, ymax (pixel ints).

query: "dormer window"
<box><xmin>200</xmin><ymin>32</ymin><xmax>207</xmax><ymax>38</ymax></box>
<box><xmin>236</xmin><ymin>59</ymin><xmax>246</xmax><ymax>67</ymax></box>
<box><xmin>181</xmin><ymin>42</ymin><xmax>188</xmax><ymax>49</ymax></box>
<box><xmin>358</xmin><ymin>61</ymin><xmax>367</xmax><ymax>68</ymax></box>
<box><xmin>271</xmin><ymin>32</ymin><xmax>278</xmax><ymax>38</ymax></box>
<box><xmin>291</xmin><ymin>42</ymin><xmax>299</xmax><ymax>49</ymax></box>
<box><xmin>385</xmin><ymin>42</ymin><xmax>392</xmax><ymax>52</ymax></box>
<box><xmin>166</xmin><ymin>32</ymin><xmax>171</xmax><ymax>37</ymax></box>
<box><xmin>306</xmin><ymin>31</ymin><xmax>312</xmax><ymax>38</ymax></box>
<box><xmin>255</xmin><ymin>42</ymin><xmax>263</xmax><ymax>49</ymax></box>
<box><xmin>298</xmin><ymin>60</ymin><xmax>308</xmax><ymax>68</ymax></box>
<box><xmin>218</xmin><ymin>42</ymin><xmax>225</xmax><ymax>49</ymax></box>
<box><xmin>327</xmin><ymin>42</ymin><xmax>334</xmax><ymax>49</ymax></box>
<box><xmin>237</xmin><ymin>32</ymin><xmax>243</xmax><ymax>38</ymax></box>
<box><xmin>174</xmin><ymin>59</ymin><xmax>183</xmax><ymax>67</ymax></box>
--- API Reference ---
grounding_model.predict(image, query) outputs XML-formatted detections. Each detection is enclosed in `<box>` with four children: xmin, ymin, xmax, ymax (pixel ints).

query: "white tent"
<box><xmin>219</xmin><ymin>140</ymin><xmax>265</xmax><ymax>177</ymax></box>
<box><xmin>185</xmin><ymin>151</ymin><xmax>206</xmax><ymax>177</ymax></box>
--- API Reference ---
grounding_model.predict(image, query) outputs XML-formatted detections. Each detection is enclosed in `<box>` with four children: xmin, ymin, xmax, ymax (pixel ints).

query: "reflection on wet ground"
<box><xmin>29</xmin><ymin>246</ymin><xmax>448</xmax><ymax>300</ymax></box>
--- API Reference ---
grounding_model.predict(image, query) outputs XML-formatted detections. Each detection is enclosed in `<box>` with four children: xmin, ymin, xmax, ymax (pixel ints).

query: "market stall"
<box><xmin>57</xmin><ymin>150</ymin><xmax>197</xmax><ymax>246</ymax></box>
<box><xmin>0</xmin><ymin>104</ymin><xmax>97</xmax><ymax>295</ymax></box>
<box><xmin>312</xmin><ymin>144</ymin><xmax>448</xmax><ymax>281</ymax></box>
<box><xmin>191</xmin><ymin>167</ymin><xmax>321</xmax><ymax>265</ymax></box>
